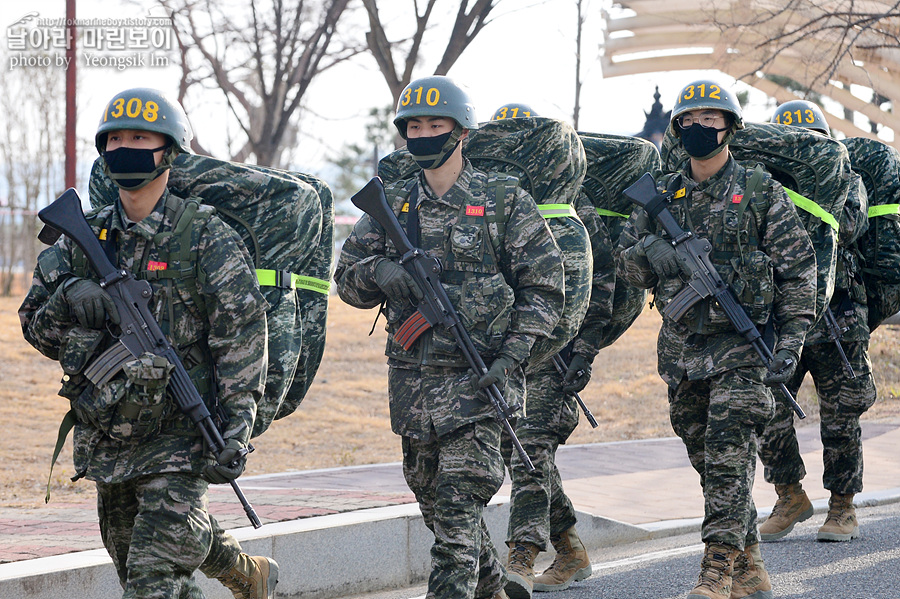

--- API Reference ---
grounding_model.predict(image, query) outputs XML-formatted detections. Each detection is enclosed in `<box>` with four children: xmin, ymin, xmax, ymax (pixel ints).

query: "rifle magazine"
<box><xmin>395</xmin><ymin>310</ymin><xmax>432</xmax><ymax>350</ymax></box>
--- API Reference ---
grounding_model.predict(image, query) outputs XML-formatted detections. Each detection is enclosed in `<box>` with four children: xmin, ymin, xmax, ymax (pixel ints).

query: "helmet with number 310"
<box><xmin>95</xmin><ymin>87</ymin><xmax>193</xmax><ymax>154</ymax></box>
<box><xmin>770</xmin><ymin>100</ymin><xmax>829</xmax><ymax>136</ymax></box>
<box><xmin>393</xmin><ymin>76</ymin><xmax>479</xmax><ymax>139</ymax></box>
<box><xmin>670</xmin><ymin>79</ymin><xmax>744</xmax><ymax>135</ymax></box>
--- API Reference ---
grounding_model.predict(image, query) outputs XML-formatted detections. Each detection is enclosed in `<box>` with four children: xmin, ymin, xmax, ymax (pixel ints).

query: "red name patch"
<box><xmin>732</xmin><ymin>194</ymin><xmax>743</xmax><ymax>204</ymax></box>
<box><xmin>147</xmin><ymin>261</ymin><xmax>168</xmax><ymax>271</ymax></box>
<box><xmin>465</xmin><ymin>205</ymin><xmax>485</xmax><ymax>217</ymax></box>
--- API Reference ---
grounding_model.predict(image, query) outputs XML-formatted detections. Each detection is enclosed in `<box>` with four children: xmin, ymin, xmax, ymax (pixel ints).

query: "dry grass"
<box><xmin>3</xmin><ymin>281</ymin><xmax>899</xmax><ymax>508</ymax></box>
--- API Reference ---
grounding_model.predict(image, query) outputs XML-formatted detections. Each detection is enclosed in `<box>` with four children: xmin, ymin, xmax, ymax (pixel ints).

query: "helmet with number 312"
<box><xmin>95</xmin><ymin>87</ymin><xmax>193</xmax><ymax>154</ymax></box>
<box><xmin>670</xmin><ymin>79</ymin><xmax>744</xmax><ymax>135</ymax></box>
<box><xmin>770</xmin><ymin>99</ymin><xmax>829</xmax><ymax>136</ymax></box>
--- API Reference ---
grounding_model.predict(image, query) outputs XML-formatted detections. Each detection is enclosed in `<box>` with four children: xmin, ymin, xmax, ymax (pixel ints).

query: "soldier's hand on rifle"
<box><xmin>640</xmin><ymin>234</ymin><xmax>684</xmax><ymax>279</ymax></box>
<box><xmin>478</xmin><ymin>355</ymin><xmax>517</xmax><ymax>392</ymax></box>
<box><xmin>563</xmin><ymin>354</ymin><xmax>592</xmax><ymax>393</ymax></box>
<box><xmin>375</xmin><ymin>259</ymin><xmax>424</xmax><ymax>304</ymax></box>
<box><xmin>763</xmin><ymin>349</ymin><xmax>799</xmax><ymax>386</ymax></box>
<box><xmin>63</xmin><ymin>278</ymin><xmax>121</xmax><ymax>329</ymax></box>
<box><xmin>202</xmin><ymin>439</ymin><xmax>248</xmax><ymax>484</ymax></box>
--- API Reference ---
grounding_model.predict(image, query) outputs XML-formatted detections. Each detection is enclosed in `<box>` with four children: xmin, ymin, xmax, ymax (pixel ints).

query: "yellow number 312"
<box><xmin>681</xmin><ymin>84</ymin><xmax>722</xmax><ymax>101</ymax></box>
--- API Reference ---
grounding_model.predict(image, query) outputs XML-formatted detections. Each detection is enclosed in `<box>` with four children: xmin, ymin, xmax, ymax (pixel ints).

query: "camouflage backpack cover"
<box><xmin>378</xmin><ymin>116</ymin><xmax>591</xmax><ymax>367</ymax></box>
<box><xmin>662</xmin><ymin>122</ymin><xmax>850</xmax><ymax>322</ymax></box>
<box><xmin>89</xmin><ymin>154</ymin><xmax>333</xmax><ymax>438</ymax></box>
<box><xmin>842</xmin><ymin>137</ymin><xmax>900</xmax><ymax>330</ymax></box>
<box><xmin>579</xmin><ymin>132</ymin><xmax>660</xmax><ymax>348</ymax></box>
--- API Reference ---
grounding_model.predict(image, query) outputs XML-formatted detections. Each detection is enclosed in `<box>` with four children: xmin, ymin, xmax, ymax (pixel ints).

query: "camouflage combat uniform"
<box><xmin>335</xmin><ymin>159</ymin><xmax>565</xmax><ymax>599</ymax></box>
<box><xmin>20</xmin><ymin>191</ymin><xmax>268</xmax><ymax>599</ymax></box>
<box><xmin>504</xmin><ymin>192</ymin><xmax>616</xmax><ymax>548</ymax></box>
<box><xmin>758</xmin><ymin>172</ymin><xmax>877</xmax><ymax>495</ymax></box>
<box><xmin>615</xmin><ymin>156</ymin><xmax>817</xmax><ymax>550</ymax></box>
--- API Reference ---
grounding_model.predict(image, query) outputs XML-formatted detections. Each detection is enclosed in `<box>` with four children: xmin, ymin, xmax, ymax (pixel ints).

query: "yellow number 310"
<box><xmin>401</xmin><ymin>86</ymin><xmax>441</xmax><ymax>107</ymax></box>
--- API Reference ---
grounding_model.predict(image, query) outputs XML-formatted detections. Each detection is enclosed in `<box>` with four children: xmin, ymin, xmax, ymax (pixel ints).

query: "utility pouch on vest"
<box><xmin>58</xmin><ymin>327</ymin><xmax>107</xmax><ymax>399</ymax></box>
<box><xmin>729</xmin><ymin>251</ymin><xmax>775</xmax><ymax>325</ymax></box>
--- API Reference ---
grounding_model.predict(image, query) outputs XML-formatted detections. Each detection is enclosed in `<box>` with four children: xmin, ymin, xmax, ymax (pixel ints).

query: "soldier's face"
<box><xmin>105</xmin><ymin>129</ymin><xmax>168</xmax><ymax>165</ymax></box>
<box><xmin>406</xmin><ymin>116</ymin><xmax>455</xmax><ymax>139</ymax></box>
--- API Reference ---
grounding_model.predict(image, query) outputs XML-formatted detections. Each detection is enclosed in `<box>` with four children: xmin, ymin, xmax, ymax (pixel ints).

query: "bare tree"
<box><xmin>160</xmin><ymin>0</ymin><xmax>360</xmax><ymax>166</ymax></box>
<box><xmin>573</xmin><ymin>0</ymin><xmax>585</xmax><ymax>129</ymax></box>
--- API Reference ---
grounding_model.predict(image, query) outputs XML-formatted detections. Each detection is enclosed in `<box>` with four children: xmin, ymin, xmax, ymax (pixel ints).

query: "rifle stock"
<box><xmin>624</xmin><ymin>174</ymin><xmax>806</xmax><ymax>419</ymax></box>
<box><xmin>351</xmin><ymin>177</ymin><xmax>536</xmax><ymax>473</ymax></box>
<box><xmin>39</xmin><ymin>189</ymin><xmax>263</xmax><ymax>528</ymax></box>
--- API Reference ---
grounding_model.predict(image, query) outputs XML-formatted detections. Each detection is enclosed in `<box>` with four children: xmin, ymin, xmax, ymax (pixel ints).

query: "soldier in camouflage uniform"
<box><xmin>615</xmin><ymin>81</ymin><xmax>817</xmax><ymax>599</ymax></box>
<box><xmin>491</xmin><ymin>103</ymin><xmax>615</xmax><ymax>599</ymax></box>
<box><xmin>19</xmin><ymin>88</ymin><xmax>274</xmax><ymax>599</ymax></box>
<box><xmin>757</xmin><ymin>100</ymin><xmax>876</xmax><ymax>543</ymax></box>
<box><xmin>335</xmin><ymin>77</ymin><xmax>565</xmax><ymax>599</ymax></box>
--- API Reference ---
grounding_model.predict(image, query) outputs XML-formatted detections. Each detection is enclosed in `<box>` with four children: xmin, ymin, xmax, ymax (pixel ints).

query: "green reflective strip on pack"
<box><xmin>784</xmin><ymin>187</ymin><xmax>839</xmax><ymax>232</ymax></box>
<box><xmin>293</xmin><ymin>275</ymin><xmax>331</xmax><ymax>295</ymax></box>
<box><xmin>256</xmin><ymin>269</ymin><xmax>294</xmax><ymax>288</ymax></box>
<box><xmin>538</xmin><ymin>204</ymin><xmax>578</xmax><ymax>219</ymax></box>
<box><xmin>869</xmin><ymin>204</ymin><xmax>900</xmax><ymax>218</ymax></box>
<box><xmin>596</xmin><ymin>208</ymin><xmax>630</xmax><ymax>218</ymax></box>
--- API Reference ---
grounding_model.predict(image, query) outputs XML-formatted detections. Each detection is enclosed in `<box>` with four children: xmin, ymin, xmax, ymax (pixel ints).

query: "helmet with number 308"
<box><xmin>670</xmin><ymin>79</ymin><xmax>744</xmax><ymax>135</ymax></box>
<box><xmin>770</xmin><ymin>100</ymin><xmax>829</xmax><ymax>135</ymax></box>
<box><xmin>393</xmin><ymin>76</ymin><xmax>479</xmax><ymax>139</ymax></box>
<box><xmin>95</xmin><ymin>87</ymin><xmax>193</xmax><ymax>154</ymax></box>
<box><xmin>492</xmin><ymin>102</ymin><xmax>539</xmax><ymax>120</ymax></box>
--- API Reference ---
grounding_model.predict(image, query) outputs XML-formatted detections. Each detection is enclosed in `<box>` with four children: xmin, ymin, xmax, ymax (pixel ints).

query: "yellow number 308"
<box><xmin>401</xmin><ymin>86</ymin><xmax>441</xmax><ymax>107</ymax></box>
<box><xmin>104</xmin><ymin>98</ymin><xmax>160</xmax><ymax>123</ymax></box>
<box><xmin>681</xmin><ymin>84</ymin><xmax>722</xmax><ymax>102</ymax></box>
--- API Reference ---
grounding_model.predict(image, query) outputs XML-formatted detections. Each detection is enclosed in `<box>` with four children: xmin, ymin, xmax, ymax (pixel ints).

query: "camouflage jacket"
<box><xmin>571</xmin><ymin>190</ymin><xmax>616</xmax><ymax>361</ymax></box>
<box><xmin>19</xmin><ymin>190</ymin><xmax>268</xmax><ymax>483</ymax></box>
<box><xmin>615</xmin><ymin>155</ymin><xmax>817</xmax><ymax>386</ymax></box>
<box><xmin>335</xmin><ymin>159</ymin><xmax>565</xmax><ymax>438</ymax></box>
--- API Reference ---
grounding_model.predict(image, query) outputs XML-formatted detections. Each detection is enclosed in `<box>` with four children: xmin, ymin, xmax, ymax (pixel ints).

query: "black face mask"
<box><xmin>406</xmin><ymin>126</ymin><xmax>463</xmax><ymax>169</ymax></box>
<box><xmin>680</xmin><ymin>123</ymin><xmax>728</xmax><ymax>159</ymax></box>
<box><xmin>102</xmin><ymin>144</ymin><xmax>170</xmax><ymax>190</ymax></box>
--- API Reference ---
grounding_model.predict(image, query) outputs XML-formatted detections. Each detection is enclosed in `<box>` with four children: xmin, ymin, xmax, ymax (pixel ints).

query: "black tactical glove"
<box><xmin>641</xmin><ymin>234</ymin><xmax>683</xmax><ymax>279</ymax></box>
<box><xmin>375</xmin><ymin>260</ymin><xmax>423</xmax><ymax>304</ymax></box>
<box><xmin>202</xmin><ymin>439</ymin><xmax>248</xmax><ymax>484</ymax></box>
<box><xmin>64</xmin><ymin>278</ymin><xmax>120</xmax><ymax>329</ymax></box>
<box><xmin>763</xmin><ymin>349</ymin><xmax>799</xmax><ymax>387</ymax></box>
<box><xmin>563</xmin><ymin>354</ymin><xmax>592</xmax><ymax>394</ymax></box>
<box><xmin>478</xmin><ymin>355</ymin><xmax>517</xmax><ymax>392</ymax></box>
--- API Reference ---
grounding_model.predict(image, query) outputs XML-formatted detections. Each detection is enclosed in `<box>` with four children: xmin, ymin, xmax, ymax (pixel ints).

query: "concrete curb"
<box><xmin>3</xmin><ymin>489</ymin><xmax>899</xmax><ymax>599</ymax></box>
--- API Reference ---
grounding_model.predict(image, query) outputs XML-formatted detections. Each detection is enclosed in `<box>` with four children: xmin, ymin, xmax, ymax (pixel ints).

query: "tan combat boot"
<box><xmin>687</xmin><ymin>542</ymin><xmax>739</xmax><ymax>599</ymax></box>
<box><xmin>532</xmin><ymin>526</ymin><xmax>592</xmax><ymax>592</ymax></box>
<box><xmin>759</xmin><ymin>482</ymin><xmax>814</xmax><ymax>541</ymax></box>
<box><xmin>505</xmin><ymin>541</ymin><xmax>540</xmax><ymax>599</ymax></box>
<box><xmin>490</xmin><ymin>590</ymin><xmax>510</xmax><ymax>599</ymax></box>
<box><xmin>817</xmin><ymin>493</ymin><xmax>859</xmax><ymax>541</ymax></box>
<box><xmin>730</xmin><ymin>544</ymin><xmax>773</xmax><ymax>599</ymax></box>
<box><xmin>216</xmin><ymin>553</ymin><xmax>279</xmax><ymax>599</ymax></box>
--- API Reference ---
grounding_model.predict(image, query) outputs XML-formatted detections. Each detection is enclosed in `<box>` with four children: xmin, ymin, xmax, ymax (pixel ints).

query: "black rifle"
<box><xmin>351</xmin><ymin>177</ymin><xmax>536</xmax><ymax>472</ymax></box>
<box><xmin>550</xmin><ymin>354</ymin><xmax>599</xmax><ymax>428</ymax></box>
<box><xmin>822</xmin><ymin>306</ymin><xmax>857</xmax><ymax>379</ymax></box>
<box><xmin>623</xmin><ymin>173</ymin><xmax>806</xmax><ymax>419</ymax></box>
<box><xmin>39</xmin><ymin>189</ymin><xmax>262</xmax><ymax>528</ymax></box>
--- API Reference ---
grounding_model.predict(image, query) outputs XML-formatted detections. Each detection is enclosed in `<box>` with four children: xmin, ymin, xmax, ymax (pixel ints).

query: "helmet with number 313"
<box><xmin>670</xmin><ymin>79</ymin><xmax>744</xmax><ymax>135</ymax></box>
<box><xmin>770</xmin><ymin>99</ymin><xmax>829</xmax><ymax>136</ymax></box>
<box><xmin>95</xmin><ymin>87</ymin><xmax>193</xmax><ymax>154</ymax></box>
<box><xmin>393</xmin><ymin>75</ymin><xmax>479</xmax><ymax>139</ymax></box>
<box><xmin>492</xmin><ymin>102</ymin><xmax>538</xmax><ymax>120</ymax></box>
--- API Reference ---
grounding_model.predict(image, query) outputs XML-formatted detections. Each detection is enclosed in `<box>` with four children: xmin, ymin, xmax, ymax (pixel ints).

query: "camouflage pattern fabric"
<box><xmin>615</xmin><ymin>155</ymin><xmax>817</xmax><ymax>550</ymax></box>
<box><xmin>97</xmin><ymin>473</ymin><xmax>211</xmax><ymax>599</ymax></box>
<box><xmin>758</xmin><ymin>340</ymin><xmax>876</xmax><ymax>494</ymax></box>
<box><xmin>502</xmin><ymin>360</ymin><xmax>579</xmax><ymax>550</ymax></box>
<box><xmin>662</xmin><ymin>122</ymin><xmax>849</xmax><ymax>322</ymax></box>
<box><xmin>579</xmin><ymin>132</ymin><xmax>659</xmax><ymax>349</ymax></box>
<box><xmin>89</xmin><ymin>154</ymin><xmax>325</xmax><ymax>438</ymax></box>
<box><xmin>402</xmin><ymin>419</ymin><xmax>507</xmax><ymax>599</ymax></box>
<box><xmin>379</xmin><ymin>117</ymin><xmax>590</xmax><ymax>367</ymax></box>
<box><xmin>668</xmin><ymin>368</ymin><xmax>769</xmax><ymax>550</ymax></box>
<box><xmin>842</xmin><ymin>137</ymin><xmax>900</xmax><ymax>330</ymax></box>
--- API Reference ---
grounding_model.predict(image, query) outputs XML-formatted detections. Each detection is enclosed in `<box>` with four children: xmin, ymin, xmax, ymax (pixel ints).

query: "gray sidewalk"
<box><xmin>1</xmin><ymin>420</ymin><xmax>898</xmax><ymax>598</ymax></box>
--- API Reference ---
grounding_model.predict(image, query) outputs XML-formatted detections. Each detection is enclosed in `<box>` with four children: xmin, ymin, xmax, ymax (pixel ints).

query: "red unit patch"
<box><xmin>465</xmin><ymin>205</ymin><xmax>485</xmax><ymax>217</ymax></box>
<box><xmin>147</xmin><ymin>261</ymin><xmax>168</xmax><ymax>271</ymax></box>
<box><xmin>732</xmin><ymin>194</ymin><xmax>743</xmax><ymax>204</ymax></box>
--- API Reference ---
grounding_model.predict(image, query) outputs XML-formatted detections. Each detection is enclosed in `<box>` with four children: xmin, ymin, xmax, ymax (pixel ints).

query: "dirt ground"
<box><xmin>3</xmin><ymin>289</ymin><xmax>899</xmax><ymax>508</ymax></box>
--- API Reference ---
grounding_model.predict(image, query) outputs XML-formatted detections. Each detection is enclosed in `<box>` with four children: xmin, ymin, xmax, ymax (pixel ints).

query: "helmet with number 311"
<box><xmin>670</xmin><ymin>79</ymin><xmax>744</xmax><ymax>135</ymax></box>
<box><xmin>770</xmin><ymin>99</ymin><xmax>829</xmax><ymax>136</ymax></box>
<box><xmin>393</xmin><ymin>76</ymin><xmax>479</xmax><ymax>139</ymax></box>
<box><xmin>95</xmin><ymin>87</ymin><xmax>193</xmax><ymax>154</ymax></box>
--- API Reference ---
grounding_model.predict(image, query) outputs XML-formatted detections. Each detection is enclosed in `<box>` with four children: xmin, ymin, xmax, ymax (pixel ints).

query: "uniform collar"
<box><xmin>688</xmin><ymin>155</ymin><xmax>738</xmax><ymax>198</ymax></box>
<box><xmin>416</xmin><ymin>158</ymin><xmax>475</xmax><ymax>209</ymax></box>
<box><xmin>112</xmin><ymin>190</ymin><xmax>169</xmax><ymax>240</ymax></box>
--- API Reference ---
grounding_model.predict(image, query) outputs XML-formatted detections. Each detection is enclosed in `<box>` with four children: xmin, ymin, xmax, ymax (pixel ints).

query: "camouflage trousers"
<box><xmin>96</xmin><ymin>473</ymin><xmax>212</xmax><ymax>599</ymax></box>
<box><xmin>197</xmin><ymin>517</ymin><xmax>244</xmax><ymax>580</ymax></box>
<box><xmin>402</xmin><ymin>419</ymin><xmax>507</xmax><ymax>599</ymax></box>
<box><xmin>668</xmin><ymin>367</ymin><xmax>774</xmax><ymax>550</ymax></box>
<box><xmin>758</xmin><ymin>340</ymin><xmax>877</xmax><ymax>494</ymax></box>
<box><xmin>501</xmin><ymin>362</ymin><xmax>579</xmax><ymax>550</ymax></box>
